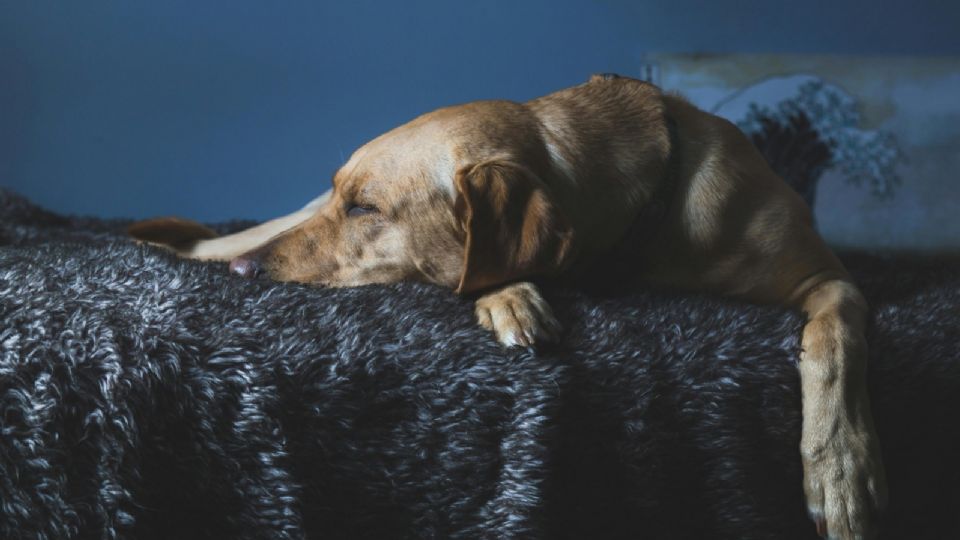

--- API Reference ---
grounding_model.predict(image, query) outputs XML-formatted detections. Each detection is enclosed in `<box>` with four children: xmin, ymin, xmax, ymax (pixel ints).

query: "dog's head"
<box><xmin>232</xmin><ymin>101</ymin><xmax>574</xmax><ymax>294</ymax></box>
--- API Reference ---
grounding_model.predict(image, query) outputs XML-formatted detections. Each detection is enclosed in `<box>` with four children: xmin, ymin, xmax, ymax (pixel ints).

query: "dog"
<box><xmin>129</xmin><ymin>74</ymin><xmax>886</xmax><ymax>539</ymax></box>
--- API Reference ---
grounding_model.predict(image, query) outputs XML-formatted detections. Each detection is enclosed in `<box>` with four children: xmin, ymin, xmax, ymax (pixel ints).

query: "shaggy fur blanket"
<box><xmin>1</xmin><ymin>188</ymin><xmax>959</xmax><ymax>539</ymax></box>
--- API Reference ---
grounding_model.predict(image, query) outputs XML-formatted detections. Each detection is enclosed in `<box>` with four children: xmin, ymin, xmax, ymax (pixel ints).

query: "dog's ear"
<box><xmin>453</xmin><ymin>160</ymin><xmax>573</xmax><ymax>294</ymax></box>
<box><xmin>127</xmin><ymin>217</ymin><xmax>219</xmax><ymax>251</ymax></box>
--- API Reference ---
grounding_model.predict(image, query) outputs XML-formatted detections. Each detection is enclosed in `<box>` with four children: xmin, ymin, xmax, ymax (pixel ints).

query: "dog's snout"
<box><xmin>229</xmin><ymin>255</ymin><xmax>262</xmax><ymax>279</ymax></box>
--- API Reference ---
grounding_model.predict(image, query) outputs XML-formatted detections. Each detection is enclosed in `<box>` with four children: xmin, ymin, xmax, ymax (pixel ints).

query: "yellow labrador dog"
<box><xmin>130</xmin><ymin>74</ymin><xmax>886</xmax><ymax>539</ymax></box>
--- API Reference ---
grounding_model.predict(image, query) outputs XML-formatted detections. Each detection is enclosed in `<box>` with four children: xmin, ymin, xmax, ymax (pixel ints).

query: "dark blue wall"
<box><xmin>3</xmin><ymin>0</ymin><xmax>958</xmax><ymax>221</ymax></box>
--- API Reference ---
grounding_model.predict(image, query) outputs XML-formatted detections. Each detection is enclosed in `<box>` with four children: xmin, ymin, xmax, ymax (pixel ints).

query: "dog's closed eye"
<box><xmin>345</xmin><ymin>203</ymin><xmax>379</xmax><ymax>217</ymax></box>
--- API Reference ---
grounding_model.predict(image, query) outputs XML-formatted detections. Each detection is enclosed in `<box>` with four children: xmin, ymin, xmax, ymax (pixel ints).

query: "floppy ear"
<box><xmin>453</xmin><ymin>160</ymin><xmax>573</xmax><ymax>294</ymax></box>
<box><xmin>127</xmin><ymin>217</ymin><xmax>219</xmax><ymax>251</ymax></box>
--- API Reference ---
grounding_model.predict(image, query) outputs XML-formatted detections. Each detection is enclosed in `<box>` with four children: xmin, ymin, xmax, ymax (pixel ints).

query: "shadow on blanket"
<box><xmin>1</xmin><ymin>188</ymin><xmax>959</xmax><ymax>539</ymax></box>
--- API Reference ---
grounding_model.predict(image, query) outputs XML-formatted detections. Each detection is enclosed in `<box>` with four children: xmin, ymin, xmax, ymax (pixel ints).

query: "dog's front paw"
<box><xmin>802</xmin><ymin>408</ymin><xmax>887</xmax><ymax>540</ymax></box>
<box><xmin>474</xmin><ymin>282</ymin><xmax>561</xmax><ymax>347</ymax></box>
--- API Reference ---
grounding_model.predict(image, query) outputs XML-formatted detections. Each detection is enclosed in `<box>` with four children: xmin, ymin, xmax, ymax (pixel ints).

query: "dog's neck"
<box><xmin>526</xmin><ymin>79</ymin><xmax>677</xmax><ymax>272</ymax></box>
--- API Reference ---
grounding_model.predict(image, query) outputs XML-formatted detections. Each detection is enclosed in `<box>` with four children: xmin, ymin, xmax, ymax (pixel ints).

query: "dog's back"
<box><xmin>527</xmin><ymin>76</ymin><xmax>846</xmax><ymax>306</ymax></box>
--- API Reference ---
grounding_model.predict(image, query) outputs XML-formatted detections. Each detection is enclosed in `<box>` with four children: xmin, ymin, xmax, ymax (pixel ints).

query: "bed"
<box><xmin>2</xmin><ymin>188</ymin><xmax>958</xmax><ymax>539</ymax></box>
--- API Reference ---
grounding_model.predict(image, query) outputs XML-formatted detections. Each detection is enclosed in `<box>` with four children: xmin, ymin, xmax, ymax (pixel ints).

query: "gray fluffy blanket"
<box><xmin>1</xmin><ymin>188</ymin><xmax>959</xmax><ymax>539</ymax></box>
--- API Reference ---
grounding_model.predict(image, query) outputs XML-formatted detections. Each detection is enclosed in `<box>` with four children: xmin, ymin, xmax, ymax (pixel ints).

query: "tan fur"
<box><xmin>130</xmin><ymin>75</ymin><xmax>885</xmax><ymax>539</ymax></box>
<box><xmin>127</xmin><ymin>217</ymin><xmax>218</xmax><ymax>251</ymax></box>
<box><xmin>129</xmin><ymin>192</ymin><xmax>331</xmax><ymax>261</ymax></box>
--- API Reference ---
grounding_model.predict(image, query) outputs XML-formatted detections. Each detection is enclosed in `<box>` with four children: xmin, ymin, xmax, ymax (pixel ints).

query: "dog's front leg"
<box><xmin>474</xmin><ymin>282</ymin><xmax>561</xmax><ymax>347</ymax></box>
<box><xmin>799</xmin><ymin>279</ymin><xmax>887</xmax><ymax>539</ymax></box>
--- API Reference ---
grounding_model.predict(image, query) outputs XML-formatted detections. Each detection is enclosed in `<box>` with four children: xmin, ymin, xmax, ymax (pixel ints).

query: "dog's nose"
<box><xmin>229</xmin><ymin>256</ymin><xmax>262</xmax><ymax>279</ymax></box>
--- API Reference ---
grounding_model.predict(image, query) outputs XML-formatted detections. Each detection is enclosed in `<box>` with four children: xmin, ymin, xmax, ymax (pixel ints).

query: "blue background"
<box><xmin>3</xmin><ymin>0</ymin><xmax>959</xmax><ymax>221</ymax></box>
